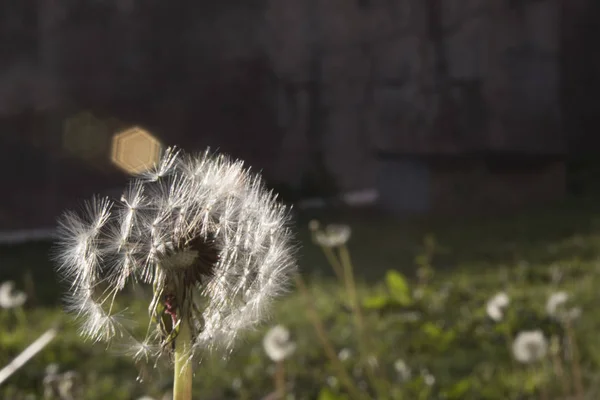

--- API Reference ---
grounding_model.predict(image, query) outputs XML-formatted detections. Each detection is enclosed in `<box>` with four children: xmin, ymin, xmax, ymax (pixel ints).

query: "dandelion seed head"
<box><xmin>567</xmin><ymin>307</ymin><xmax>582</xmax><ymax>320</ymax></box>
<box><xmin>486</xmin><ymin>291</ymin><xmax>509</xmax><ymax>322</ymax></box>
<box><xmin>326</xmin><ymin>376</ymin><xmax>338</xmax><ymax>388</ymax></box>
<box><xmin>313</xmin><ymin>224</ymin><xmax>351</xmax><ymax>247</ymax></box>
<box><xmin>423</xmin><ymin>371</ymin><xmax>435</xmax><ymax>386</ymax></box>
<box><xmin>45</xmin><ymin>363</ymin><xmax>60</xmax><ymax>377</ymax></box>
<box><xmin>0</xmin><ymin>281</ymin><xmax>27</xmax><ymax>309</ymax></box>
<box><xmin>546</xmin><ymin>291</ymin><xmax>581</xmax><ymax>323</ymax></box>
<box><xmin>262</xmin><ymin>325</ymin><xmax>296</xmax><ymax>362</ymax></box>
<box><xmin>512</xmin><ymin>330</ymin><xmax>548</xmax><ymax>363</ymax></box>
<box><xmin>394</xmin><ymin>359</ymin><xmax>411</xmax><ymax>382</ymax></box>
<box><xmin>338</xmin><ymin>348</ymin><xmax>352</xmax><ymax>361</ymax></box>
<box><xmin>546</xmin><ymin>291</ymin><xmax>569</xmax><ymax>317</ymax></box>
<box><xmin>54</xmin><ymin>147</ymin><xmax>297</xmax><ymax>362</ymax></box>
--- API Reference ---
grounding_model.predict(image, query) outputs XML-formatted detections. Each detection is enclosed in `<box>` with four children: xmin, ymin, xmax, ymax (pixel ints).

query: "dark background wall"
<box><xmin>0</xmin><ymin>0</ymin><xmax>599</xmax><ymax>229</ymax></box>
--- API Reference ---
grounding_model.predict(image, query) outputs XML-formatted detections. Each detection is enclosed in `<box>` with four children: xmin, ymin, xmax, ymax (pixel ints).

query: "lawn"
<box><xmin>2</xmin><ymin>195</ymin><xmax>600</xmax><ymax>399</ymax></box>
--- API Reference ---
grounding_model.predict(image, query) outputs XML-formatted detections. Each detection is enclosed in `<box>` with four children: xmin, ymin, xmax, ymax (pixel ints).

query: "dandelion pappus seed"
<box><xmin>53</xmin><ymin>146</ymin><xmax>298</xmax><ymax>364</ymax></box>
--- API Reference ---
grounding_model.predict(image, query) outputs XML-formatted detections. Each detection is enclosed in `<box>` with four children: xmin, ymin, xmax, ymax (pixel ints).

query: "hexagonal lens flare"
<box><xmin>111</xmin><ymin>127</ymin><xmax>162</xmax><ymax>175</ymax></box>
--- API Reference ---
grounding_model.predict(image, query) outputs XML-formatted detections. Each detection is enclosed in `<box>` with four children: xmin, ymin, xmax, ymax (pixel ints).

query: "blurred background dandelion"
<box><xmin>3</xmin><ymin>0</ymin><xmax>600</xmax><ymax>399</ymax></box>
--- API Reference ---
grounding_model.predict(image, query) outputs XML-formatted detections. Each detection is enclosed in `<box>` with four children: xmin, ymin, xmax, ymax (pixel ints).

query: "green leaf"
<box><xmin>385</xmin><ymin>270</ymin><xmax>412</xmax><ymax>305</ymax></box>
<box><xmin>362</xmin><ymin>295</ymin><xmax>390</xmax><ymax>310</ymax></box>
<box><xmin>422</xmin><ymin>322</ymin><xmax>442</xmax><ymax>338</ymax></box>
<box><xmin>442</xmin><ymin>378</ymin><xmax>471</xmax><ymax>399</ymax></box>
<box><xmin>317</xmin><ymin>387</ymin><xmax>348</xmax><ymax>400</ymax></box>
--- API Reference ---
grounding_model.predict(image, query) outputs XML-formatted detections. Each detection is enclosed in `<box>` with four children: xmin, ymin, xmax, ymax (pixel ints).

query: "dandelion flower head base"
<box><xmin>54</xmin><ymin>147</ymin><xmax>297</xmax><ymax>362</ymax></box>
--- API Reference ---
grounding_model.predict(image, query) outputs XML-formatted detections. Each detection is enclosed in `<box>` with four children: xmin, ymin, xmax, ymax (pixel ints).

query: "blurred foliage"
<box><xmin>2</xmin><ymin>197</ymin><xmax>600</xmax><ymax>399</ymax></box>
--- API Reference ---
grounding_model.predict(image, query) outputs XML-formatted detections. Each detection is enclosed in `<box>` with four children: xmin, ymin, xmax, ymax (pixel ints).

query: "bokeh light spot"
<box><xmin>111</xmin><ymin>127</ymin><xmax>162</xmax><ymax>175</ymax></box>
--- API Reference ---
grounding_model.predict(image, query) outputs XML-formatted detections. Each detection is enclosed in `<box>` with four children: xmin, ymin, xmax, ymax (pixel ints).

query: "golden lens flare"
<box><xmin>111</xmin><ymin>127</ymin><xmax>162</xmax><ymax>175</ymax></box>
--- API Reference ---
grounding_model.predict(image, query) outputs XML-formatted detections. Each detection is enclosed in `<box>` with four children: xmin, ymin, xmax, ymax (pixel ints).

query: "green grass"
<box><xmin>3</xmin><ymin>195</ymin><xmax>600</xmax><ymax>399</ymax></box>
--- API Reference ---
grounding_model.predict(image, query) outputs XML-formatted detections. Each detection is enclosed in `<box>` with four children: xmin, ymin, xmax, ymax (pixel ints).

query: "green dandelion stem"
<box><xmin>275</xmin><ymin>360</ymin><xmax>286</xmax><ymax>399</ymax></box>
<box><xmin>173</xmin><ymin>315</ymin><xmax>193</xmax><ymax>400</ymax></box>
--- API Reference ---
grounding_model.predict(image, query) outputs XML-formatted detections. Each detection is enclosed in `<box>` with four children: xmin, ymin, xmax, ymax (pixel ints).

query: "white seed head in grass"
<box><xmin>393</xmin><ymin>359</ymin><xmax>411</xmax><ymax>383</ymax></box>
<box><xmin>485</xmin><ymin>292</ymin><xmax>510</xmax><ymax>322</ymax></box>
<box><xmin>512</xmin><ymin>330</ymin><xmax>548</xmax><ymax>364</ymax></box>
<box><xmin>262</xmin><ymin>325</ymin><xmax>296</xmax><ymax>362</ymax></box>
<box><xmin>313</xmin><ymin>224</ymin><xmax>351</xmax><ymax>248</ymax></box>
<box><xmin>53</xmin><ymin>147</ymin><xmax>297</xmax><ymax>362</ymax></box>
<box><xmin>0</xmin><ymin>281</ymin><xmax>27</xmax><ymax>309</ymax></box>
<box><xmin>546</xmin><ymin>291</ymin><xmax>568</xmax><ymax>317</ymax></box>
<box><xmin>546</xmin><ymin>291</ymin><xmax>581</xmax><ymax>322</ymax></box>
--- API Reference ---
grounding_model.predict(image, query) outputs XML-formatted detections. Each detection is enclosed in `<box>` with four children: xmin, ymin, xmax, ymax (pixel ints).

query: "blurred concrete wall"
<box><xmin>267</xmin><ymin>0</ymin><xmax>567</xmax><ymax>192</ymax></box>
<box><xmin>0</xmin><ymin>0</ymin><xmax>597</xmax><ymax>226</ymax></box>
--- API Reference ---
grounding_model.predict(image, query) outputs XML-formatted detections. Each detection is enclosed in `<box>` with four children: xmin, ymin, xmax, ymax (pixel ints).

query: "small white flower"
<box><xmin>512</xmin><ymin>330</ymin><xmax>548</xmax><ymax>363</ymax></box>
<box><xmin>43</xmin><ymin>374</ymin><xmax>60</xmax><ymax>399</ymax></box>
<box><xmin>546</xmin><ymin>291</ymin><xmax>569</xmax><ymax>317</ymax></box>
<box><xmin>367</xmin><ymin>355</ymin><xmax>378</xmax><ymax>368</ymax></box>
<box><xmin>44</xmin><ymin>363</ymin><xmax>60</xmax><ymax>377</ymax></box>
<box><xmin>486</xmin><ymin>292</ymin><xmax>509</xmax><ymax>322</ymax></box>
<box><xmin>313</xmin><ymin>224</ymin><xmax>351</xmax><ymax>247</ymax></box>
<box><xmin>549</xmin><ymin>265</ymin><xmax>563</xmax><ymax>284</ymax></box>
<box><xmin>326</xmin><ymin>376</ymin><xmax>338</xmax><ymax>388</ymax></box>
<box><xmin>263</xmin><ymin>325</ymin><xmax>296</xmax><ymax>362</ymax></box>
<box><xmin>567</xmin><ymin>307</ymin><xmax>582</xmax><ymax>321</ymax></box>
<box><xmin>338</xmin><ymin>348</ymin><xmax>352</xmax><ymax>361</ymax></box>
<box><xmin>421</xmin><ymin>369</ymin><xmax>435</xmax><ymax>386</ymax></box>
<box><xmin>546</xmin><ymin>292</ymin><xmax>581</xmax><ymax>323</ymax></box>
<box><xmin>231</xmin><ymin>377</ymin><xmax>242</xmax><ymax>391</ymax></box>
<box><xmin>44</xmin><ymin>370</ymin><xmax>81</xmax><ymax>400</ymax></box>
<box><xmin>0</xmin><ymin>281</ymin><xmax>27</xmax><ymax>309</ymax></box>
<box><xmin>394</xmin><ymin>359</ymin><xmax>411</xmax><ymax>382</ymax></box>
<box><xmin>57</xmin><ymin>371</ymin><xmax>80</xmax><ymax>399</ymax></box>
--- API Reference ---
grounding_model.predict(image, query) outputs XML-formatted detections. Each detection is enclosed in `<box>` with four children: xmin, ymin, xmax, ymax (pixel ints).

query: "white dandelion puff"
<box><xmin>512</xmin><ymin>330</ymin><xmax>548</xmax><ymax>363</ymax></box>
<box><xmin>546</xmin><ymin>292</ymin><xmax>569</xmax><ymax>317</ymax></box>
<box><xmin>546</xmin><ymin>291</ymin><xmax>568</xmax><ymax>317</ymax></box>
<box><xmin>546</xmin><ymin>291</ymin><xmax>581</xmax><ymax>322</ymax></box>
<box><xmin>421</xmin><ymin>369</ymin><xmax>435</xmax><ymax>386</ymax></box>
<box><xmin>313</xmin><ymin>224</ymin><xmax>351</xmax><ymax>247</ymax></box>
<box><xmin>338</xmin><ymin>348</ymin><xmax>352</xmax><ymax>361</ymax></box>
<box><xmin>326</xmin><ymin>376</ymin><xmax>338</xmax><ymax>388</ymax></box>
<box><xmin>394</xmin><ymin>359</ymin><xmax>411</xmax><ymax>383</ymax></box>
<box><xmin>262</xmin><ymin>325</ymin><xmax>296</xmax><ymax>362</ymax></box>
<box><xmin>485</xmin><ymin>292</ymin><xmax>509</xmax><ymax>322</ymax></box>
<box><xmin>44</xmin><ymin>363</ymin><xmax>60</xmax><ymax>377</ymax></box>
<box><xmin>0</xmin><ymin>281</ymin><xmax>27</xmax><ymax>309</ymax></box>
<box><xmin>567</xmin><ymin>307</ymin><xmax>582</xmax><ymax>321</ymax></box>
<box><xmin>53</xmin><ymin>147</ymin><xmax>297</xmax><ymax>362</ymax></box>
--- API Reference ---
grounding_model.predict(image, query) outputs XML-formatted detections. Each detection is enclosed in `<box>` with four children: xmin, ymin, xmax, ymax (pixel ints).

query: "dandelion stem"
<box><xmin>339</xmin><ymin>245</ymin><xmax>388</xmax><ymax>397</ymax></box>
<box><xmin>294</xmin><ymin>274</ymin><xmax>367</xmax><ymax>400</ymax></box>
<box><xmin>565</xmin><ymin>320</ymin><xmax>584</xmax><ymax>400</ymax></box>
<box><xmin>275</xmin><ymin>361</ymin><xmax>286</xmax><ymax>399</ymax></box>
<box><xmin>0</xmin><ymin>327</ymin><xmax>58</xmax><ymax>386</ymax></box>
<box><xmin>535</xmin><ymin>363</ymin><xmax>549</xmax><ymax>400</ymax></box>
<box><xmin>173</xmin><ymin>315</ymin><xmax>193</xmax><ymax>400</ymax></box>
<box><xmin>550</xmin><ymin>344</ymin><xmax>571</xmax><ymax>399</ymax></box>
<box><xmin>320</xmin><ymin>245</ymin><xmax>345</xmax><ymax>283</ymax></box>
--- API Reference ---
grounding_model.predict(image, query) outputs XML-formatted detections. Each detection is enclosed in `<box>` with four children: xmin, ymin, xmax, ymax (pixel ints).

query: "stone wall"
<box><xmin>0</xmin><ymin>0</ymin><xmax>595</xmax><ymax>218</ymax></box>
<box><xmin>267</xmin><ymin>0</ymin><xmax>564</xmax><ymax>191</ymax></box>
<box><xmin>0</xmin><ymin>1</ymin><xmax>568</xmax><ymax>189</ymax></box>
